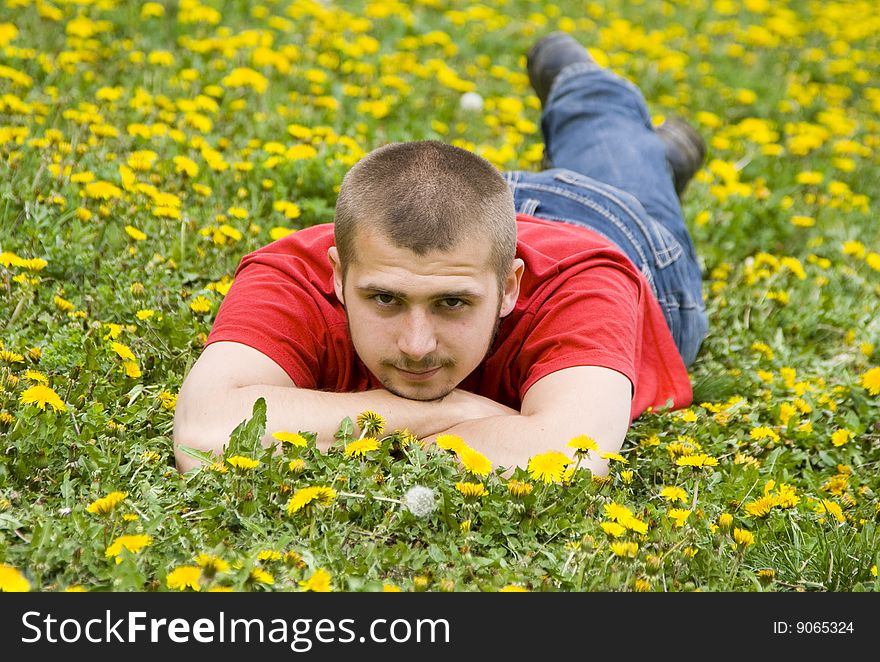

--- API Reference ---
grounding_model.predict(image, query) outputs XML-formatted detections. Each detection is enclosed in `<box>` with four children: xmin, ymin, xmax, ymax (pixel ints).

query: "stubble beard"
<box><xmin>351</xmin><ymin>313</ymin><xmax>504</xmax><ymax>402</ymax></box>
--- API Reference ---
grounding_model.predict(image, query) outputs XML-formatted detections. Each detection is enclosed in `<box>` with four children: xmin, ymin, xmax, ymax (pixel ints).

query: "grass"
<box><xmin>0</xmin><ymin>0</ymin><xmax>879</xmax><ymax>593</ymax></box>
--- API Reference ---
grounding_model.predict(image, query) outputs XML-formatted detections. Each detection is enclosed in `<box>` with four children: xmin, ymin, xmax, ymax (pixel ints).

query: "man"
<box><xmin>173</xmin><ymin>33</ymin><xmax>708</xmax><ymax>476</ymax></box>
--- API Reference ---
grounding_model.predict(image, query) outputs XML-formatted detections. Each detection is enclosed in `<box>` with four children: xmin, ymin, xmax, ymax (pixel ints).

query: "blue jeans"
<box><xmin>505</xmin><ymin>62</ymin><xmax>707</xmax><ymax>366</ymax></box>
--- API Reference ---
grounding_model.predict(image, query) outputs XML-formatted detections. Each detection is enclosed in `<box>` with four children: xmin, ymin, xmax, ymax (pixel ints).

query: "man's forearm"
<box><xmin>173</xmin><ymin>383</ymin><xmax>514</xmax><ymax>472</ymax></box>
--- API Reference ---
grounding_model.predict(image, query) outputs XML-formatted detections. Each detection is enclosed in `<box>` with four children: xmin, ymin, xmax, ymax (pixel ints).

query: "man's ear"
<box><xmin>327</xmin><ymin>246</ymin><xmax>345</xmax><ymax>304</ymax></box>
<box><xmin>499</xmin><ymin>257</ymin><xmax>524</xmax><ymax>317</ymax></box>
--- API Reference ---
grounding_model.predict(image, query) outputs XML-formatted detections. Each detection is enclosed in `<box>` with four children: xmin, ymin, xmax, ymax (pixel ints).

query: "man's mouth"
<box><xmin>395</xmin><ymin>366</ymin><xmax>442</xmax><ymax>381</ymax></box>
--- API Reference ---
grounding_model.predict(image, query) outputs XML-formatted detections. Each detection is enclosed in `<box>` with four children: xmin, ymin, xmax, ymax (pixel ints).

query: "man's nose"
<box><xmin>397</xmin><ymin>310</ymin><xmax>437</xmax><ymax>360</ymax></box>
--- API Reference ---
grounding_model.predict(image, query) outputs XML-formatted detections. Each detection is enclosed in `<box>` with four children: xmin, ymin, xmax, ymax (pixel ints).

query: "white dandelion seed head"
<box><xmin>402</xmin><ymin>485</ymin><xmax>437</xmax><ymax>518</ymax></box>
<box><xmin>459</xmin><ymin>91</ymin><xmax>484</xmax><ymax>112</ymax></box>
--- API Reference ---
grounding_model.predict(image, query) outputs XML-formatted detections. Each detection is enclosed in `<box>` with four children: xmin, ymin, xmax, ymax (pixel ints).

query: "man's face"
<box><xmin>329</xmin><ymin>227</ymin><xmax>522</xmax><ymax>401</ymax></box>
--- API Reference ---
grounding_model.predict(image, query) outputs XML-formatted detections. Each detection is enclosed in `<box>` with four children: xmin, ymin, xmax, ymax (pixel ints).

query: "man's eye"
<box><xmin>373</xmin><ymin>293</ymin><xmax>397</xmax><ymax>305</ymax></box>
<box><xmin>439</xmin><ymin>298</ymin><xmax>466</xmax><ymax>309</ymax></box>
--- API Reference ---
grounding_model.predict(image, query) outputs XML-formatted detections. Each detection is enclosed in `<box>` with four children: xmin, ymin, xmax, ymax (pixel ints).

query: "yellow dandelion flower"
<box><xmin>621</xmin><ymin>515</ymin><xmax>649</xmax><ymax>535</ymax></box>
<box><xmin>356</xmin><ymin>410</ymin><xmax>385</xmax><ymax>436</ymax></box>
<box><xmin>0</xmin><ymin>350</ymin><xmax>25</xmax><ymax>363</ymax></box>
<box><xmin>173</xmin><ymin>155</ymin><xmax>199</xmax><ymax>177</ymax></box>
<box><xmin>0</xmin><ymin>564</ymin><xmax>30</xmax><ymax>592</ymax></box>
<box><xmin>84</xmin><ymin>181</ymin><xmax>122</xmax><ymax>200</ymax></box>
<box><xmin>526</xmin><ymin>451</ymin><xmax>572</xmax><ymax>484</ymax></box>
<box><xmin>344</xmin><ymin>437</ymin><xmax>380</xmax><ymax>458</ymax></box>
<box><xmin>660</xmin><ymin>486</ymin><xmax>687</xmax><ymax>503</ymax></box>
<box><xmin>732</xmin><ymin>528</ymin><xmax>755</xmax><ymax>547</ymax></box>
<box><xmin>436</xmin><ymin>433</ymin><xmax>466</xmax><ymax>453</ymax></box>
<box><xmin>860</xmin><ymin>367</ymin><xmax>880</xmax><ymax>395</ymax></box>
<box><xmin>601</xmin><ymin>451</ymin><xmax>628</xmax><ymax>464</ymax></box>
<box><xmin>717</xmin><ymin>513</ymin><xmax>733</xmax><ymax>530</ymax></box>
<box><xmin>603</xmin><ymin>502</ymin><xmax>634</xmax><ymax>522</ymax></box>
<box><xmin>455</xmin><ymin>481</ymin><xmax>487</xmax><ymax>498</ymax></box>
<box><xmin>111</xmin><ymin>342</ymin><xmax>135</xmax><ymax>361</ymax></box>
<box><xmin>270</xmin><ymin>227</ymin><xmax>296</xmax><ymax>240</ymax></box>
<box><xmin>286</xmin><ymin>486</ymin><xmax>337</xmax><ymax>515</ymax></box>
<box><xmin>273</xmin><ymin>431</ymin><xmax>308</xmax><ymax>447</ymax></box>
<box><xmin>124</xmin><ymin>225</ymin><xmax>147</xmax><ymax>241</ymax></box>
<box><xmin>831</xmin><ymin>429</ymin><xmax>852</xmax><ymax>447</ymax></box>
<box><xmin>190</xmin><ymin>296</ymin><xmax>212</xmax><ymax>313</ymax></box>
<box><xmin>668</xmin><ymin>508</ymin><xmax>692</xmax><ymax>528</ymax></box>
<box><xmin>166</xmin><ymin>565</ymin><xmax>202</xmax><ymax>591</ymax></box>
<box><xmin>600</xmin><ymin>521</ymin><xmax>626</xmax><ymax>537</ymax></box>
<box><xmin>257</xmin><ymin>550</ymin><xmax>282</xmax><ymax>562</ymax></box>
<box><xmin>288</xmin><ymin>458</ymin><xmax>306</xmax><ymax>473</ymax></box>
<box><xmin>19</xmin><ymin>384</ymin><xmax>66</xmax><ymax>412</ymax></box>
<box><xmin>105</xmin><ymin>534</ymin><xmax>153</xmax><ymax>563</ymax></box>
<box><xmin>54</xmin><ymin>295</ymin><xmax>74</xmax><ymax>311</ymax></box>
<box><xmin>744</xmin><ymin>495</ymin><xmax>776</xmax><ymax>518</ymax></box>
<box><xmin>567</xmin><ymin>434</ymin><xmax>599</xmax><ymax>454</ymax></box>
<box><xmin>795</xmin><ymin>170</ymin><xmax>823</xmax><ymax>185</ymax></box>
<box><xmin>610</xmin><ymin>541</ymin><xmax>639</xmax><ymax>557</ymax></box>
<box><xmin>194</xmin><ymin>554</ymin><xmax>230</xmax><ymax>575</ymax></box>
<box><xmin>249</xmin><ymin>568</ymin><xmax>274</xmax><ymax>585</ymax></box>
<box><xmin>383</xmin><ymin>583</ymin><xmax>402</xmax><ymax>592</ymax></box>
<box><xmin>221</xmin><ymin>67</ymin><xmax>269</xmax><ymax>94</ymax></box>
<box><xmin>86</xmin><ymin>491</ymin><xmax>128</xmax><ymax>515</ymax></box>
<box><xmin>158</xmin><ymin>391</ymin><xmax>177</xmax><ymax>410</ymax></box>
<box><xmin>226</xmin><ymin>456</ymin><xmax>260</xmax><ymax>470</ymax></box>
<box><xmin>675</xmin><ymin>453</ymin><xmax>719</xmax><ymax>468</ymax></box>
<box><xmin>459</xmin><ymin>446</ymin><xmax>492</xmax><ymax>477</ymax></box>
<box><xmin>506</xmin><ymin>479</ymin><xmax>533</xmax><ymax>498</ymax></box>
<box><xmin>23</xmin><ymin>370</ymin><xmax>48</xmax><ymax>384</ymax></box>
<box><xmin>815</xmin><ymin>499</ymin><xmax>846</xmax><ymax>523</ymax></box>
<box><xmin>299</xmin><ymin>568</ymin><xmax>332</xmax><ymax>592</ymax></box>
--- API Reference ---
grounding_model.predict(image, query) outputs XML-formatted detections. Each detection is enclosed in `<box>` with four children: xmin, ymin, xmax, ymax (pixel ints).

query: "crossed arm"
<box><xmin>173</xmin><ymin>341</ymin><xmax>632</xmax><ymax>475</ymax></box>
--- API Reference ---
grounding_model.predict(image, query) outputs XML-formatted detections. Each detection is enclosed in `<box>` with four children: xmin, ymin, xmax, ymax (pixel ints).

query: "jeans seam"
<box><xmin>549</xmin><ymin>65</ymin><xmax>649</xmax><ymax>125</ymax></box>
<box><xmin>513</xmin><ymin>181</ymin><xmax>662</xmax><ymax>273</ymax></box>
<box><xmin>548</xmin><ymin>61</ymin><xmax>606</xmax><ymax>102</ymax></box>
<box><xmin>551</xmin><ymin>171</ymin><xmax>682</xmax><ymax>266</ymax></box>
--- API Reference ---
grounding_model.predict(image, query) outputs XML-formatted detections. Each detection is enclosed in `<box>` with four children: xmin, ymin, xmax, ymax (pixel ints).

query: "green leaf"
<box><xmin>176</xmin><ymin>445</ymin><xmax>216</xmax><ymax>466</ymax></box>
<box><xmin>226</xmin><ymin>397</ymin><xmax>268</xmax><ymax>456</ymax></box>
<box><xmin>334</xmin><ymin>416</ymin><xmax>354</xmax><ymax>442</ymax></box>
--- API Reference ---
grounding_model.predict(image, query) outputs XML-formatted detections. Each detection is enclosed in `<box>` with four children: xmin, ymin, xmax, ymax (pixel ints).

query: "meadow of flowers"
<box><xmin>0</xmin><ymin>0</ymin><xmax>878</xmax><ymax>593</ymax></box>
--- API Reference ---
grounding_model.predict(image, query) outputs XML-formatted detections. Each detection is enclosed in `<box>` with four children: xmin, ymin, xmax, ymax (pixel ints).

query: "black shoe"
<box><xmin>527</xmin><ymin>31</ymin><xmax>595</xmax><ymax>107</ymax></box>
<box><xmin>656</xmin><ymin>117</ymin><xmax>705</xmax><ymax>198</ymax></box>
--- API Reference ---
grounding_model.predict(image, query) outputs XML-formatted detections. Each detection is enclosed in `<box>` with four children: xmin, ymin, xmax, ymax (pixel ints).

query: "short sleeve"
<box><xmin>206</xmin><ymin>260</ymin><xmax>326</xmax><ymax>388</ymax></box>
<box><xmin>516</xmin><ymin>261</ymin><xmax>642</xmax><ymax>401</ymax></box>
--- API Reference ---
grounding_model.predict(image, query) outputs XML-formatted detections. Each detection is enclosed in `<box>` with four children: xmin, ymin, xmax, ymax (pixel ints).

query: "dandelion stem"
<box><xmin>5</xmin><ymin>292</ymin><xmax>29</xmax><ymax>329</ymax></box>
<box><xmin>337</xmin><ymin>490</ymin><xmax>400</xmax><ymax>505</ymax></box>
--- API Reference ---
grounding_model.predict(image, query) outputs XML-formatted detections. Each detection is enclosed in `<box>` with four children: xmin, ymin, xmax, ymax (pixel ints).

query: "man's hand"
<box><xmin>439</xmin><ymin>388</ymin><xmax>520</xmax><ymax>422</ymax></box>
<box><xmin>426</xmin><ymin>366</ymin><xmax>633</xmax><ymax>476</ymax></box>
<box><xmin>173</xmin><ymin>342</ymin><xmax>520</xmax><ymax>473</ymax></box>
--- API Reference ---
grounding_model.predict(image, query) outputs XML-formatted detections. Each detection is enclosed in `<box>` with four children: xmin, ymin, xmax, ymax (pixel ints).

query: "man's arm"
<box><xmin>424</xmin><ymin>365</ymin><xmax>633</xmax><ymax>477</ymax></box>
<box><xmin>172</xmin><ymin>341</ymin><xmax>516</xmax><ymax>473</ymax></box>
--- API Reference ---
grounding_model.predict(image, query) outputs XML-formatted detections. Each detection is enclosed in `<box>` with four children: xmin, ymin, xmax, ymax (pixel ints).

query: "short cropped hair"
<box><xmin>334</xmin><ymin>140</ymin><xmax>516</xmax><ymax>286</ymax></box>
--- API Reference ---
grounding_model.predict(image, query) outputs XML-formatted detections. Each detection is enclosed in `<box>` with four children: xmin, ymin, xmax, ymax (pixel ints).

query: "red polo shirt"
<box><xmin>206</xmin><ymin>214</ymin><xmax>692</xmax><ymax>420</ymax></box>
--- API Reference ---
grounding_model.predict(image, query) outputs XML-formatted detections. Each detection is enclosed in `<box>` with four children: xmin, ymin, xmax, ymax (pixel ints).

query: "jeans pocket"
<box><xmin>551</xmin><ymin>169</ymin><xmax>683</xmax><ymax>269</ymax></box>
